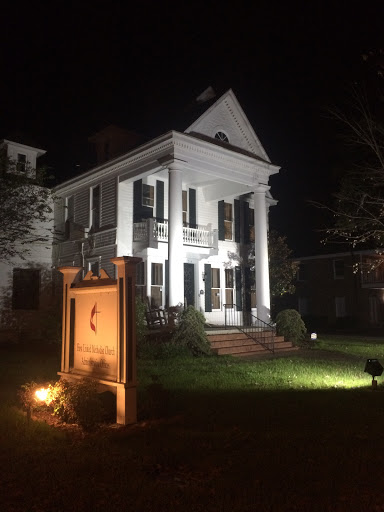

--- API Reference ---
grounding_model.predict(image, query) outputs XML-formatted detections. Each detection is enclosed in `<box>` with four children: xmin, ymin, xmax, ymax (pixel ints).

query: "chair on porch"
<box><xmin>145</xmin><ymin>297</ymin><xmax>167</xmax><ymax>329</ymax></box>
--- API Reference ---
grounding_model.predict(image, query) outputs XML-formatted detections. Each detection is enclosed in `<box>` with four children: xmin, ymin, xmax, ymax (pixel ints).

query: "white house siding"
<box><xmin>116</xmin><ymin>180</ymin><xmax>134</xmax><ymax>257</ymax></box>
<box><xmin>0</xmin><ymin>193</ymin><xmax>57</xmax><ymax>342</ymax></box>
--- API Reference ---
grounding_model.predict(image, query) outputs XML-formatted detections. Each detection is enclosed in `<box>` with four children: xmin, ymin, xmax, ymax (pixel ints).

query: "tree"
<box><xmin>244</xmin><ymin>229</ymin><xmax>298</xmax><ymax>299</ymax></box>
<box><xmin>0</xmin><ymin>155</ymin><xmax>53</xmax><ymax>261</ymax></box>
<box><xmin>268</xmin><ymin>230</ymin><xmax>298</xmax><ymax>298</ymax></box>
<box><xmin>317</xmin><ymin>53</ymin><xmax>384</xmax><ymax>250</ymax></box>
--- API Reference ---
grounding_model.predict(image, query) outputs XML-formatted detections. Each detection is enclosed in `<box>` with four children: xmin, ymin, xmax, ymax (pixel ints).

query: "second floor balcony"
<box><xmin>133</xmin><ymin>218</ymin><xmax>217</xmax><ymax>248</ymax></box>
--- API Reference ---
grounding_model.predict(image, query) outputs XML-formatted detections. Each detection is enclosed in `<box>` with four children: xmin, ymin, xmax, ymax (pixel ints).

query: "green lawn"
<box><xmin>1</xmin><ymin>336</ymin><xmax>384</xmax><ymax>511</ymax></box>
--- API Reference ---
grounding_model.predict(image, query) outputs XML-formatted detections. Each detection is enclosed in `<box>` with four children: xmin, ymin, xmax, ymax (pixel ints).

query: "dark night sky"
<box><xmin>0</xmin><ymin>1</ymin><xmax>383</xmax><ymax>256</ymax></box>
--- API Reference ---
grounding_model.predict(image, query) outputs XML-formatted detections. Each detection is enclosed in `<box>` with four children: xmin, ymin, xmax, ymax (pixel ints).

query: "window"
<box><xmin>182</xmin><ymin>190</ymin><xmax>188</xmax><ymax>226</ymax></box>
<box><xmin>298</xmin><ymin>263</ymin><xmax>308</xmax><ymax>281</ymax></box>
<box><xmin>333</xmin><ymin>259</ymin><xmax>344</xmax><ymax>279</ymax></box>
<box><xmin>91</xmin><ymin>185</ymin><xmax>100</xmax><ymax>231</ymax></box>
<box><xmin>151</xmin><ymin>263</ymin><xmax>163</xmax><ymax>307</ymax></box>
<box><xmin>16</xmin><ymin>153</ymin><xmax>27</xmax><ymax>173</ymax></box>
<box><xmin>224</xmin><ymin>202</ymin><xmax>233</xmax><ymax>240</ymax></box>
<box><xmin>142</xmin><ymin>184</ymin><xmax>154</xmax><ymax>207</ymax></box>
<box><xmin>211</xmin><ymin>268</ymin><xmax>221</xmax><ymax>309</ymax></box>
<box><xmin>136</xmin><ymin>261</ymin><xmax>146</xmax><ymax>300</ymax></box>
<box><xmin>215</xmin><ymin>131</ymin><xmax>229</xmax><ymax>143</ymax></box>
<box><xmin>225</xmin><ymin>269</ymin><xmax>234</xmax><ymax>307</ymax></box>
<box><xmin>13</xmin><ymin>269</ymin><xmax>40</xmax><ymax>310</ymax></box>
<box><xmin>335</xmin><ymin>296</ymin><xmax>346</xmax><ymax>318</ymax></box>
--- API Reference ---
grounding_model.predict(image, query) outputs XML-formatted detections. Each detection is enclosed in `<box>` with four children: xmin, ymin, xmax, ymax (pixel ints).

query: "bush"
<box><xmin>171</xmin><ymin>306</ymin><xmax>211</xmax><ymax>356</ymax></box>
<box><xmin>48</xmin><ymin>378</ymin><xmax>103</xmax><ymax>431</ymax></box>
<box><xmin>276</xmin><ymin>309</ymin><xmax>307</xmax><ymax>345</ymax></box>
<box><xmin>135</xmin><ymin>297</ymin><xmax>147</xmax><ymax>344</ymax></box>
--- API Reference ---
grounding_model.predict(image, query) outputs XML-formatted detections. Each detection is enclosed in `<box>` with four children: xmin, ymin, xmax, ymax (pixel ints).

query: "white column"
<box><xmin>168</xmin><ymin>162</ymin><xmax>184</xmax><ymax>306</ymax></box>
<box><xmin>254</xmin><ymin>185</ymin><xmax>271</xmax><ymax>323</ymax></box>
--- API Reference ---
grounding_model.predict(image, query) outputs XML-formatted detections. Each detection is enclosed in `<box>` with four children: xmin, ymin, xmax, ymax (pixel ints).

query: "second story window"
<box><xmin>142</xmin><ymin>184</ymin><xmax>154</xmax><ymax>207</ymax></box>
<box><xmin>224</xmin><ymin>202</ymin><xmax>233</xmax><ymax>240</ymax></box>
<box><xmin>91</xmin><ymin>185</ymin><xmax>100</xmax><ymax>231</ymax></box>
<box><xmin>16</xmin><ymin>153</ymin><xmax>27</xmax><ymax>173</ymax></box>
<box><xmin>333</xmin><ymin>259</ymin><xmax>344</xmax><ymax>279</ymax></box>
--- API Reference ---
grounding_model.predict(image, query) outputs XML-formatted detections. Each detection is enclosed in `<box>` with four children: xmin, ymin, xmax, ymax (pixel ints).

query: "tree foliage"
<box><xmin>317</xmin><ymin>51</ymin><xmax>384</xmax><ymax>250</ymax></box>
<box><xmin>268</xmin><ymin>230</ymin><xmax>298</xmax><ymax>298</ymax></box>
<box><xmin>0</xmin><ymin>155</ymin><xmax>53</xmax><ymax>261</ymax></box>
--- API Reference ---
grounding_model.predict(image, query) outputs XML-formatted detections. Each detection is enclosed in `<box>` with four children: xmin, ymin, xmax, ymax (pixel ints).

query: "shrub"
<box><xmin>49</xmin><ymin>378</ymin><xmax>103</xmax><ymax>431</ymax></box>
<box><xmin>171</xmin><ymin>306</ymin><xmax>211</xmax><ymax>356</ymax></box>
<box><xmin>276</xmin><ymin>309</ymin><xmax>307</xmax><ymax>345</ymax></box>
<box><xmin>135</xmin><ymin>297</ymin><xmax>147</xmax><ymax>344</ymax></box>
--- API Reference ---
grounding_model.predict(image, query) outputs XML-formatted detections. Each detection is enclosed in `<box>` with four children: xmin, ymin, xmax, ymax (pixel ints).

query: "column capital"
<box><xmin>253</xmin><ymin>184</ymin><xmax>270</xmax><ymax>194</ymax></box>
<box><xmin>158</xmin><ymin>156</ymin><xmax>186</xmax><ymax>171</ymax></box>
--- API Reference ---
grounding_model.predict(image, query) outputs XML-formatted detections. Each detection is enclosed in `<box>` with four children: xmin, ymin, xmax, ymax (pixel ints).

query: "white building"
<box><xmin>53</xmin><ymin>89</ymin><xmax>280</xmax><ymax>325</ymax></box>
<box><xmin>0</xmin><ymin>139</ymin><xmax>57</xmax><ymax>342</ymax></box>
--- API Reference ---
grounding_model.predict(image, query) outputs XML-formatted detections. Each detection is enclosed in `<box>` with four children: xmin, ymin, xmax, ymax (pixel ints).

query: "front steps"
<box><xmin>206</xmin><ymin>329</ymin><xmax>297</xmax><ymax>357</ymax></box>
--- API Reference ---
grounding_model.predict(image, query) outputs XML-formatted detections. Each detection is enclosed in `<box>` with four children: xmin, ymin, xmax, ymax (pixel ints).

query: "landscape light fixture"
<box><xmin>364</xmin><ymin>359</ymin><xmax>383</xmax><ymax>389</ymax></box>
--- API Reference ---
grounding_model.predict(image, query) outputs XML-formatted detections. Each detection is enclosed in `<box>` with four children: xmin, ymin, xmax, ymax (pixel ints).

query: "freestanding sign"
<box><xmin>58</xmin><ymin>256</ymin><xmax>141</xmax><ymax>425</ymax></box>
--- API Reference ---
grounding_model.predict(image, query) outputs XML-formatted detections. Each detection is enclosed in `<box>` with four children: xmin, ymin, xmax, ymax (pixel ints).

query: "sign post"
<box><xmin>58</xmin><ymin>256</ymin><xmax>141</xmax><ymax>425</ymax></box>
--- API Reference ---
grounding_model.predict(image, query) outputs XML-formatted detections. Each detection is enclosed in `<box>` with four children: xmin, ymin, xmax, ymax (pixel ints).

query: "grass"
<box><xmin>1</xmin><ymin>336</ymin><xmax>384</xmax><ymax>511</ymax></box>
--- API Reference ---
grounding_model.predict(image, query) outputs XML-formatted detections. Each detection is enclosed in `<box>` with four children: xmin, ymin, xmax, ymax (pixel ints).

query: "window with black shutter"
<box><xmin>12</xmin><ymin>269</ymin><xmax>40</xmax><ymax>310</ymax></box>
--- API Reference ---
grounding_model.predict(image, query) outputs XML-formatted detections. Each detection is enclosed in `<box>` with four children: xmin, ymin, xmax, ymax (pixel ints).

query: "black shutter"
<box><xmin>218</xmin><ymin>200</ymin><xmax>225</xmax><ymax>241</ymax></box>
<box><xmin>133</xmin><ymin>180</ymin><xmax>142</xmax><ymax>223</ymax></box>
<box><xmin>133</xmin><ymin>179</ymin><xmax>153</xmax><ymax>223</ymax></box>
<box><xmin>234</xmin><ymin>199</ymin><xmax>241</xmax><ymax>243</ymax></box>
<box><xmin>156</xmin><ymin>180</ymin><xmax>164</xmax><ymax>222</ymax></box>
<box><xmin>243</xmin><ymin>201</ymin><xmax>250</xmax><ymax>244</ymax></box>
<box><xmin>189</xmin><ymin>188</ymin><xmax>197</xmax><ymax>228</ymax></box>
<box><xmin>235</xmin><ymin>266</ymin><xmax>242</xmax><ymax>311</ymax></box>
<box><xmin>244</xmin><ymin>267</ymin><xmax>252</xmax><ymax>312</ymax></box>
<box><xmin>204</xmin><ymin>264</ymin><xmax>212</xmax><ymax>312</ymax></box>
<box><xmin>165</xmin><ymin>259</ymin><xmax>169</xmax><ymax>307</ymax></box>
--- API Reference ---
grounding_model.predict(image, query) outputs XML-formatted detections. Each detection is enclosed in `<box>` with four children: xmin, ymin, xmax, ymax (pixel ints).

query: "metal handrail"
<box><xmin>224</xmin><ymin>304</ymin><xmax>275</xmax><ymax>353</ymax></box>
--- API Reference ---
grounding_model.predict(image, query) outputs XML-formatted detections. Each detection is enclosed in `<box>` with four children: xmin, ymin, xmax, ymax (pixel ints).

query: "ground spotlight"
<box><xmin>364</xmin><ymin>359</ymin><xmax>383</xmax><ymax>389</ymax></box>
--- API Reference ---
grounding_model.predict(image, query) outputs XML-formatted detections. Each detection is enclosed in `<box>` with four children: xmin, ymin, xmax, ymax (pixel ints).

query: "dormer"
<box><xmin>0</xmin><ymin>139</ymin><xmax>46</xmax><ymax>179</ymax></box>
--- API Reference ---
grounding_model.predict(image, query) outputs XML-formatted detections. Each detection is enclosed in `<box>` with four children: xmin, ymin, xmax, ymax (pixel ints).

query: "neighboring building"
<box><xmin>294</xmin><ymin>251</ymin><xmax>384</xmax><ymax>331</ymax></box>
<box><xmin>0</xmin><ymin>139</ymin><xmax>59</xmax><ymax>342</ymax></box>
<box><xmin>53</xmin><ymin>89</ymin><xmax>280</xmax><ymax>325</ymax></box>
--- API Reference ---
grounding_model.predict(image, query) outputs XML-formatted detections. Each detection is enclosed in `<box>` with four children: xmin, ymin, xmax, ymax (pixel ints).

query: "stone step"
<box><xmin>206</xmin><ymin>329</ymin><xmax>295</xmax><ymax>356</ymax></box>
<box><xmin>208</xmin><ymin>335</ymin><xmax>286</xmax><ymax>348</ymax></box>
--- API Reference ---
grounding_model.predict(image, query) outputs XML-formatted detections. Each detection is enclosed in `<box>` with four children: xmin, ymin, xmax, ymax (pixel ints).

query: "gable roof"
<box><xmin>184</xmin><ymin>89</ymin><xmax>271</xmax><ymax>162</ymax></box>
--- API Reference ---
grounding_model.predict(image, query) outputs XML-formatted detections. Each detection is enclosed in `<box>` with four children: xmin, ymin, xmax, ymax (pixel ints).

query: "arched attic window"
<box><xmin>214</xmin><ymin>131</ymin><xmax>229</xmax><ymax>143</ymax></box>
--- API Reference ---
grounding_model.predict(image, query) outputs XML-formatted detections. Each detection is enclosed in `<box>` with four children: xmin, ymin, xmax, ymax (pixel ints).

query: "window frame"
<box><xmin>224</xmin><ymin>202</ymin><xmax>233</xmax><ymax>241</ymax></box>
<box><xmin>333</xmin><ymin>259</ymin><xmax>345</xmax><ymax>280</ymax></box>
<box><xmin>12</xmin><ymin>268</ymin><xmax>40</xmax><ymax>310</ymax></box>
<box><xmin>142</xmin><ymin>183</ymin><xmax>154</xmax><ymax>207</ymax></box>
<box><xmin>211</xmin><ymin>267</ymin><xmax>221</xmax><ymax>310</ymax></box>
<box><xmin>16</xmin><ymin>153</ymin><xmax>27</xmax><ymax>173</ymax></box>
<box><xmin>224</xmin><ymin>268</ymin><xmax>234</xmax><ymax>307</ymax></box>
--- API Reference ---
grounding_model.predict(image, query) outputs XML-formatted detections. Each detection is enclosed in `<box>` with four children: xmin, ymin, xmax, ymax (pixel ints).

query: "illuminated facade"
<box><xmin>53</xmin><ymin>89</ymin><xmax>280</xmax><ymax>324</ymax></box>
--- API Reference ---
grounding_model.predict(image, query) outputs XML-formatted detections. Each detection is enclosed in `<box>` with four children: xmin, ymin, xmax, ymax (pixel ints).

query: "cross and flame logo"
<box><xmin>90</xmin><ymin>302</ymin><xmax>99</xmax><ymax>334</ymax></box>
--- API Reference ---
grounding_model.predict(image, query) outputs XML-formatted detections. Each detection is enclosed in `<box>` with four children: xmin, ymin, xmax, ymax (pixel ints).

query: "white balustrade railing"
<box><xmin>133</xmin><ymin>219</ymin><xmax>212</xmax><ymax>247</ymax></box>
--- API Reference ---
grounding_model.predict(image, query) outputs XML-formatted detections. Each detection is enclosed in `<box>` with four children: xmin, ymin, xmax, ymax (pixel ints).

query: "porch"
<box><xmin>133</xmin><ymin>218</ymin><xmax>218</xmax><ymax>248</ymax></box>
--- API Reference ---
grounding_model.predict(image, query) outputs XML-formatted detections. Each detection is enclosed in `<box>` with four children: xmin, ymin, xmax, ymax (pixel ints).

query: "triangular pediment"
<box><xmin>184</xmin><ymin>89</ymin><xmax>270</xmax><ymax>162</ymax></box>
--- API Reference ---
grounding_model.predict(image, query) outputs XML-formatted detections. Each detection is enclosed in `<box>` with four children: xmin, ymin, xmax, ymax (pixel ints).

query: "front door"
<box><xmin>184</xmin><ymin>263</ymin><xmax>195</xmax><ymax>307</ymax></box>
